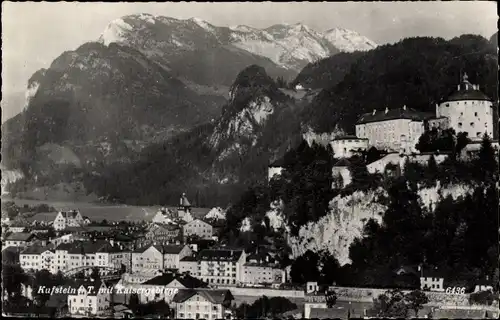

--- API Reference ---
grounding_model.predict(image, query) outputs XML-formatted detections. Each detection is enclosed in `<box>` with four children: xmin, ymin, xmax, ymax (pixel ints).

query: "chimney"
<box><xmin>385</xmin><ymin>107</ymin><xmax>389</xmax><ymax>114</ymax></box>
<box><xmin>372</xmin><ymin>109</ymin><xmax>376</xmax><ymax>115</ymax></box>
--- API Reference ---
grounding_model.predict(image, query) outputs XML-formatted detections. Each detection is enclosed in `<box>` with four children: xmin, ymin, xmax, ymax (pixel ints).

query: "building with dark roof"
<box><xmin>436</xmin><ymin>73</ymin><xmax>494</xmax><ymax>141</ymax></box>
<box><xmin>172</xmin><ymin>289</ymin><xmax>233</xmax><ymax>320</ymax></box>
<box><xmin>419</xmin><ymin>265</ymin><xmax>445</xmax><ymax>292</ymax></box>
<box><xmin>142</xmin><ymin>272</ymin><xmax>208</xmax><ymax>288</ymax></box>
<box><xmin>53</xmin><ymin>210</ymin><xmax>85</xmax><ymax>231</ymax></box>
<box><xmin>131</xmin><ymin>243</ymin><xmax>192</xmax><ymax>274</ymax></box>
<box><xmin>197</xmin><ymin>249</ymin><xmax>246</xmax><ymax>286</ymax></box>
<box><xmin>356</xmin><ymin>105</ymin><xmax>431</xmax><ymax>153</ymax></box>
<box><xmin>67</xmin><ymin>278</ymin><xmax>111</xmax><ymax>316</ymax></box>
<box><xmin>4</xmin><ymin>232</ymin><xmax>36</xmax><ymax>248</ymax></box>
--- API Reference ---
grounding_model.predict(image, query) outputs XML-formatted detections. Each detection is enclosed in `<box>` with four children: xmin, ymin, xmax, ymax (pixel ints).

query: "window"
<box><xmin>470</xmin><ymin>122</ymin><xmax>474</xmax><ymax>127</ymax></box>
<box><xmin>458</xmin><ymin>123</ymin><xmax>462</xmax><ymax>128</ymax></box>
<box><xmin>446</xmin><ymin>103</ymin><xmax>449</xmax><ymax>107</ymax></box>
<box><xmin>179</xmin><ymin>313</ymin><xmax>184</xmax><ymax>318</ymax></box>
<box><xmin>475</xmin><ymin>112</ymin><xmax>478</xmax><ymax>116</ymax></box>
<box><xmin>477</xmin><ymin>132</ymin><xmax>482</xmax><ymax>138</ymax></box>
<box><xmin>460</xmin><ymin>112</ymin><xmax>463</xmax><ymax>116</ymax></box>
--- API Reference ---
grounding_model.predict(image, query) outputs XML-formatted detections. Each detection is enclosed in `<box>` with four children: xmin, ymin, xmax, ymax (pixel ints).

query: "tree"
<box><xmin>90</xmin><ymin>267</ymin><xmax>101</xmax><ymax>281</ymax></box>
<box><xmin>475</xmin><ymin>134</ymin><xmax>497</xmax><ymax>182</ymax></box>
<box><xmin>319</xmin><ymin>251</ymin><xmax>341</xmax><ymax>286</ymax></box>
<box><xmin>128</xmin><ymin>293</ymin><xmax>140</xmax><ymax>314</ymax></box>
<box><xmin>235</xmin><ymin>296</ymin><xmax>297</xmax><ymax>318</ymax></box>
<box><xmin>325</xmin><ymin>289</ymin><xmax>337</xmax><ymax>308</ymax></box>
<box><xmin>2</xmin><ymin>264</ymin><xmax>28</xmax><ymax>300</ymax></box>
<box><xmin>371</xmin><ymin>289</ymin><xmax>410</xmax><ymax>318</ymax></box>
<box><xmin>290</xmin><ymin>250</ymin><xmax>320</xmax><ymax>284</ymax></box>
<box><xmin>405</xmin><ymin>290</ymin><xmax>429</xmax><ymax>317</ymax></box>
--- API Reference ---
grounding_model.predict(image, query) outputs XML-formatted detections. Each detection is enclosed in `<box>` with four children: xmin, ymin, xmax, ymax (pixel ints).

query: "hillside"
<box><xmin>83</xmin><ymin>65</ymin><xmax>305</xmax><ymax>206</ymax></box>
<box><xmin>302</xmin><ymin>35</ymin><xmax>498</xmax><ymax>133</ymax></box>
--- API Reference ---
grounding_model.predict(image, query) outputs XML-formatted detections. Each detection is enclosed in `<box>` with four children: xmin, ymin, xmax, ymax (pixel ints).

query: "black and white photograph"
<box><xmin>1</xmin><ymin>1</ymin><xmax>499</xmax><ymax>319</ymax></box>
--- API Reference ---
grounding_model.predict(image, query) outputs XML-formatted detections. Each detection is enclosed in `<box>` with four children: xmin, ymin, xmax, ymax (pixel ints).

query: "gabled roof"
<box><xmin>357</xmin><ymin>107</ymin><xmax>433</xmax><ymax>124</ymax></box>
<box><xmin>198</xmin><ymin>249</ymin><xmax>243</xmax><ymax>262</ymax></box>
<box><xmin>69</xmin><ymin>279</ymin><xmax>106</xmax><ymax>296</ymax></box>
<box><xmin>134</xmin><ymin>244</ymin><xmax>186</xmax><ymax>254</ymax></box>
<box><xmin>96</xmin><ymin>243</ymin><xmax>128</xmax><ymax>253</ymax></box>
<box><xmin>333</xmin><ymin>159</ymin><xmax>351</xmax><ymax>167</ymax></box>
<box><xmin>21</xmin><ymin>244</ymin><xmax>54</xmax><ymax>255</ymax></box>
<box><xmin>60</xmin><ymin>210</ymin><xmax>81</xmax><ymax>219</ymax></box>
<box><xmin>172</xmin><ymin>289</ymin><xmax>233</xmax><ymax>304</ymax></box>
<box><xmin>142</xmin><ymin>273</ymin><xmax>208</xmax><ymax>288</ymax></box>
<box><xmin>6</xmin><ymin>232</ymin><xmax>35</xmax><ymax>241</ymax></box>
<box><xmin>421</xmin><ymin>266</ymin><xmax>444</xmax><ymax>278</ymax></box>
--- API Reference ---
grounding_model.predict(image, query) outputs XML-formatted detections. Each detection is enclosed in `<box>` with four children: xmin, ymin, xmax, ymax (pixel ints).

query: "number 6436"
<box><xmin>445</xmin><ymin>287</ymin><xmax>466</xmax><ymax>294</ymax></box>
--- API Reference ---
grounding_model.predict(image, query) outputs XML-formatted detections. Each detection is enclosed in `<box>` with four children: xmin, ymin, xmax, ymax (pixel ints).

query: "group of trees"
<box><xmin>270</xmin><ymin>141</ymin><xmax>336</xmax><ymax>235</ymax></box>
<box><xmin>289</xmin><ymin>250</ymin><xmax>343</xmax><ymax>286</ymax></box>
<box><xmin>371</xmin><ymin>289</ymin><xmax>429</xmax><ymax>318</ymax></box>
<box><xmin>128</xmin><ymin>294</ymin><xmax>172</xmax><ymax>317</ymax></box>
<box><xmin>415</xmin><ymin>128</ymin><xmax>470</xmax><ymax>158</ymax></box>
<box><xmin>235</xmin><ymin>296</ymin><xmax>297</xmax><ymax>319</ymax></box>
<box><xmin>2</xmin><ymin>202</ymin><xmax>56</xmax><ymax>220</ymax></box>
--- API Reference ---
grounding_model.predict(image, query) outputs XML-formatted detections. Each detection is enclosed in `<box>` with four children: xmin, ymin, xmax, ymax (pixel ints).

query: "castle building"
<box><xmin>356</xmin><ymin>106</ymin><xmax>431</xmax><ymax>152</ymax></box>
<box><xmin>329</xmin><ymin>135</ymin><xmax>368</xmax><ymax>158</ymax></box>
<box><xmin>435</xmin><ymin>73</ymin><xmax>494</xmax><ymax>141</ymax></box>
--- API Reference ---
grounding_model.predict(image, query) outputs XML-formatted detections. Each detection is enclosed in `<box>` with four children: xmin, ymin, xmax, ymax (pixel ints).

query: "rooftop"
<box><xmin>357</xmin><ymin>107</ymin><xmax>433</xmax><ymax>125</ymax></box>
<box><xmin>69</xmin><ymin>279</ymin><xmax>106</xmax><ymax>296</ymax></box>
<box><xmin>440</xmin><ymin>73</ymin><xmax>492</xmax><ymax>103</ymax></box>
<box><xmin>172</xmin><ymin>289</ymin><xmax>233</xmax><ymax>304</ymax></box>
<box><xmin>142</xmin><ymin>273</ymin><xmax>208</xmax><ymax>288</ymax></box>
<box><xmin>332</xmin><ymin>135</ymin><xmax>368</xmax><ymax>141</ymax></box>
<box><xmin>333</xmin><ymin>158</ymin><xmax>352</xmax><ymax>167</ymax></box>
<box><xmin>134</xmin><ymin>244</ymin><xmax>186</xmax><ymax>254</ymax></box>
<box><xmin>21</xmin><ymin>244</ymin><xmax>55</xmax><ymax>255</ymax></box>
<box><xmin>6</xmin><ymin>232</ymin><xmax>35</xmax><ymax>241</ymax></box>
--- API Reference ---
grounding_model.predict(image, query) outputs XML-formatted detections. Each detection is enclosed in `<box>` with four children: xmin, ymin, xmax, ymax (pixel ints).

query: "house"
<box><xmin>51</xmin><ymin>233</ymin><xmax>80</xmax><ymax>247</ymax></box>
<box><xmin>243</xmin><ymin>254</ymin><xmax>286</xmax><ymax>284</ymax></box>
<box><xmin>53</xmin><ymin>210</ymin><xmax>85</xmax><ymax>231</ymax></box>
<box><xmin>179</xmin><ymin>256</ymin><xmax>199</xmax><ymax>276</ymax></box>
<box><xmin>183</xmin><ymin>219</ymin><xmax>213</xmax><ymax>240</ymax></box>
<box><xmin>356</xmin><ymin>106</ymin><xmax>432</xmax><ymax>153</ymax></box>
<box><xmin>82</xmin><ymin>216</ymin><xmax>92</xmax><ymax>225</ymax></box>
<box><xmin>172</xmin><ymin>289</ymin><xmax>234</xmax><ymax>320</ymax></box>
<box><xmin>473</xmin><ymin>276</ymin><xmax>494</xmax><ymax>293</ymax></box>
<box><xmin>8</xmin><ymin>222</ymin><xmax>28</xmax><ymax>233</ymax></box>
<box><xmin>331</xmin><ymin>159</ymin><xmax>352</xmax><ymax>188</ymax></box>
<box><xmin>330</xmin><ymin>135</ymin><xmax>369</xmax><ymax>158</ymax></box>
<box><xmin>95</xmin><ymin>243</ymin><xmax>132</xmax><ymax>273</ymax></box>
<box><xmin>143</xmin><ymin>223</ymin><xmax>182</xmax><ymax>245</ymax></box>
<box><xmin>67</xmin><ymin>279</ymin><xmax>111</xmax><ymax>316</ymax></box>
<box><xmin>419</xmin><ymin>265</ymin><xmax>445</xmax><ymax>292</ymax></box>
<box><xmin>20</xmin><ymin>245</ymin><xmax>55</xmax><ymax>272</ymax></box>
<box><xmin>152</xmin><ymin>208</ymin><xmax>175</xmax><ymax>225</ymax></box>
<box><xmin>132</xmin><ymin>244</ymin><xmax>192</xmax><ymax>274</ymax></box>
<box><xmin>4</xmin><ymin>232</ymin><xmax>36</xmax><ymax>248</ymax></box>
<box><xmin>268</xmin><ymin>159</ymin><xmax>284</xmax><ymax>182</ymax></box>
<box><xmin>303</xmin><ymin>284</ymin><xmax>327</xmax><ymax>319</ymax></box>
<box><xmin>197</xmin><ymin>249</ymin><xmax>246</xmax><ymax>286</ymax></box>
<box><xmin>137</xmin><ymin>272</ymin><xmax>208</xmax><ymax>304</ymax></box>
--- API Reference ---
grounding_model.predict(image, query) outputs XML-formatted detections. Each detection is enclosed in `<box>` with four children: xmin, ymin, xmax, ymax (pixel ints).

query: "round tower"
<box><xmin>437</xmin><ymin>73</ymin><xmax>494</xmax><ymax>141</ymax></box>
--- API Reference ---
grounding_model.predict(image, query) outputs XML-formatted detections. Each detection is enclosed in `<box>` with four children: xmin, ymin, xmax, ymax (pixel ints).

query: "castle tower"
<box><xmin>436</xmin><ymin>73</ymin><xmax>494</xmax><ymax>141</ymax></box>
<box><xmin>177</xmin><ymin>193</ymin><xmax>193</xmax><ymax>222</ymax></box>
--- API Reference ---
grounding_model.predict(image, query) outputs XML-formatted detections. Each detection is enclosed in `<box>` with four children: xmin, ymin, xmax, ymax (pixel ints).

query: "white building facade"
<box><xmin>330</xmin><ymin>136</ymin><xmax>368</xmax><ymax>158</ymax></box>
<box><xmin>436</xmin><ymin>73</ymin><xmax>494</xmax><ymax>141</ymax></box>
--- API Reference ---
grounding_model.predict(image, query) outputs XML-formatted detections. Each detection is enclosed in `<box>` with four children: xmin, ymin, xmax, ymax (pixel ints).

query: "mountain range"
<box><xmin>1</xmin><ymin>13</ymin><xmax>498</xmax><ymax>207</ymax></box>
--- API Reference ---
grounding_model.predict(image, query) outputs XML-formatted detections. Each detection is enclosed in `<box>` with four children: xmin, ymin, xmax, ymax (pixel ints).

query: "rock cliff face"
<box><xmin>1</xmin><ymin>168</ymin><xmax>24</xmax><ymax>195</ymax></box>
<box><xmin>287</xmin><ymin>182</ymin><xmax>475</xmax><ymax>265</ymax></box>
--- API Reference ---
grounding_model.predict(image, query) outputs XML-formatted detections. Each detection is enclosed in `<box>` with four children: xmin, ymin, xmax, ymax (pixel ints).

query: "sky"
<box><xmin>1</xmin><ymin>1</ymin><xmax>498</xmax><ymax>120</ymax></box>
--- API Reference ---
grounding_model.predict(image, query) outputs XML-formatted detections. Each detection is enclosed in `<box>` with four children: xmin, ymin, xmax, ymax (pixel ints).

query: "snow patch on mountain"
<box><xmin>99</xmin><ymin>18</ymin><xmax>134</xmax><ymax>46</ymax></box>
<box><xmin>288</xmin><ymin>188</ymin><xmax>387</xmax><ymax>266</ymax></box>
<box><xmin>323</xmin><ymin>27</ymin><xmax>377</xmax><ymax>52</ymax></box>
<box><xmin>189</xmin><ymin>17</ymin><xmax>215</xmax><ymax>33</ymax></box>
<box><xmin>205</xmin><ymin>207</ymin><xmax>226</xmax><ymax>220</ymax></box>
<box><xmin>137</xmin><ymin>13</ymin><xmax>156</xmax><ymax>24</ymax></box>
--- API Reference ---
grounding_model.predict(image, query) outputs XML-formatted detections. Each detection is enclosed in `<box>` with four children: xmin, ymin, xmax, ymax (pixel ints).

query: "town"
<box><xmin>2</xmin><ymin>74</ymin><xmax>498</xmax><ymax>319</ymax></box>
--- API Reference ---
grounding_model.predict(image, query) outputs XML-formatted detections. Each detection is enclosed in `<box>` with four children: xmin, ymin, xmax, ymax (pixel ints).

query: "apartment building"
<box><xmin>20</xmin><ymin>245</ymin><xmax>55</xmax><ymax>272</ymax></box>
<box><xmin>183</xmin><ymin>219</ymin><xmax>213</xmax><ymax>240</ymax></box>
<box><xmin>173</xmin><ymin>289</ymin><xmax>234</xmax><ymax>320</ymax></box>
<box><xmin>197</xmin><ymin>249</ymin><xmax>246</xmax><ymax>286</ymax></box>
<box><xmin>68</xmin><ymin>279</ymin><xmax>111</xmax><ymax>316</ymax></box>
<box><xmin>53</xmin><ymin>210</ymin><xmax>85</xmax><ymax>231</ymax></box>
<box><xmin>131</xmin><ymin>244</ymin><xmax>192</xmax><ymax>274</ymax></box>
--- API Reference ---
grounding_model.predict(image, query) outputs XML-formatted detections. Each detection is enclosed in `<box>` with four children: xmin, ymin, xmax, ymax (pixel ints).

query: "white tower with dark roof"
<box><xmin>436</xmin><ymin>73</ymin><xmax>494</xmax><ymax>141</ymax></box>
